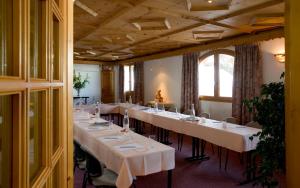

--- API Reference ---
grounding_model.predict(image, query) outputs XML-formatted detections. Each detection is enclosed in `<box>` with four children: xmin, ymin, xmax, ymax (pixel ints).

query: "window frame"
<box><xmin>124</xmin><ymin>64</ymin><xmax>134</xmax><ymax>92</ymax></box>
<box><xmin>198</xmin><ymin>49</ymin><xmax>235</xmax><ymax>103</ymax></box>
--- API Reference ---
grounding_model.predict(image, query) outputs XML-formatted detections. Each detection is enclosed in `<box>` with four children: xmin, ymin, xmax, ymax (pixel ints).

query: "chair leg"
<box><xmin>219</xmin><ymin>147</ymin><xmax>222</xmax><ymax>169</ymax></box>
<box><xmin>177</xmin><ymin>134</ymin><xmax>180</xmax><ymax>151</ymax></box>
<box><xmin>225</xmin><ymin>149</ymin><xmax>229</xmax><ymax>171</ymax></box>
<box><xmin>211</xmin><ymin>144</ymin><xmax>214</xmax><ymax>154</ymax></box>
<box><xmin>82</xmin><ymin>171</ymin><xmax>88</xmax><ymax>188</ymax></box>
<box><xmin>180</xmin><ymin>134</ymin><xmax>184</xmax><ymax>151</ymax></box>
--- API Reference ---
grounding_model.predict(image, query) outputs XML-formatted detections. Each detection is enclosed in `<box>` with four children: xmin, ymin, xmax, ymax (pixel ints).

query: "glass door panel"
<box><xmin>52</xmin><ymin>88</ymin><xmax>60</xmax><ymax>154</ymax></box>
<box><xmin>52</xmin><ymin>15</ymin><xmax>60</xmax><ymax>80</ymax></box>
<box><xmin>0</xmin><ymin>95</ymin><xmax>13</xmax><ymax>188</ymax></box>
<box><xmin>0</xmin><ymin>0</ymin><xmax>13</xmax><ymax>76</ymax></box>
<box><xmin>29</xmin><ymin>90</ymin><xmax>46</xmax><ymax>184</ymax></box>
<box><xmin>30</xmin><ymin>0</ymin><xmax>45</xmax><ymax>79</ymax></box>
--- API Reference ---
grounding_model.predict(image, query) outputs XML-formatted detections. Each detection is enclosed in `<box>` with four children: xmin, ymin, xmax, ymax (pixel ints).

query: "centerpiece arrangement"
<box><xmin>73</xmin><ymin>71</ymin><xmax>89</xmax><ymax>96</ymax></box>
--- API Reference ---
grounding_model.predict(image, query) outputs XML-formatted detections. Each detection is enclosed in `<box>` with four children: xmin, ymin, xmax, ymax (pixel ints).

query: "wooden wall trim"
<box><xmin>118</xmin><ymin>28</ymin><xmax>284</xmax><ymax>64</ymax></box>
<box><xmin>285</xmin><ymin>0</ymin><xmax>300</xmax><ymax>187</ymax></box>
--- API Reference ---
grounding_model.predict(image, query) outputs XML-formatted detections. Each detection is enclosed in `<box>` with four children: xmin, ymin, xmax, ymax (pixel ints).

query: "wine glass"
<box><xmin>148</xmin><ymin>135</ymin><xmax>156</xmax><ymax>149</ymax></box>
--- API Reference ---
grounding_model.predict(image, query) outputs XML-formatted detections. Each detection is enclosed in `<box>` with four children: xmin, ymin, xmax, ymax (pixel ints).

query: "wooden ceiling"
<box><xmin>73</xmin><ymin>0</ymin><xmax>284</xmax><ymax>62</ymax></box>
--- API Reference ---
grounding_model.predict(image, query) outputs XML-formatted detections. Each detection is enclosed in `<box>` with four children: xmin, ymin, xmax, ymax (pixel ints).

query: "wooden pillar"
<box><xmin>285</xmin><ymin>0</ymin><xmax>300</xmax><ymax>187</ymax></box>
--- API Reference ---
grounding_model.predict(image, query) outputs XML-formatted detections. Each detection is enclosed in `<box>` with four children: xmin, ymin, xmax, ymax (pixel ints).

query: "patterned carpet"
<box><xmin>74</xmin><ymin>125</ymin><xmax>286</xmax><ymax>188</ymax></box>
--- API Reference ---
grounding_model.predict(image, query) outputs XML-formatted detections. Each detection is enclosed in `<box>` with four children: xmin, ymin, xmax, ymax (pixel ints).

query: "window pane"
<box><xmin>219</xmin><ymin>54</ymin><xmax>234</xmax><ymax>97</ymax></box>
<box><xmin>130</xmin><ymin>65</ymin><xmax>134</xmax><ymax>91</ymax></box>
<box><xmin>30</xmin><ymin>0</ymin><xmax>44</xmax><ymax>78</ymax></box>
<box><xmin>29</xmin><ymin>90</ymin><xmax>46</xmax><ymax>184</ymax></box>
<box><xmin>52</xmin><ymin>89</ymin><xmax>60</xmax><ymax>153</ymax></box>
<box><xmin>52</xmin><ymin>15</ymin><xmax>60</xmax><ymax>80</ymax></box>
<box><xmin>0</xmin><ymin>95</ymin><xmax>13</xmax><ymax>188</ymax></box>
<box><xmin>0</xmin><ymin>0</ymin><xmax>13</xmax><ymax>76</ymax></box>
<box><xmin>124</xmin><ymin>66</ymin><xmax>129</xmax><ymax>92</ymax></box>
<box><xmin>198</xmin><ymin>55</ymin><xmax>214</xmax><ymax>96</ymax></box>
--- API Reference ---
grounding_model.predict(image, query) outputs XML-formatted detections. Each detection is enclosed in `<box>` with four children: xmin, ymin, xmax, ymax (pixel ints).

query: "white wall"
<box><xmin>144</xmin><ymin>56</ymin><xmax>182</xmax><ymax>108</ymax></box>
<box><xmin>143</xmin><ymin>38</ymin><xmax>285</xmax><ymax>120</ymax></box>
<box><xmin>260</xmin><ymin>38</ymin><xmax>285</xmax><ymax>83</ymax></box>
<box><xmin>73</xmin><ymin>64</ymin><xmax>101</xmax><ymax>103</ymax></box>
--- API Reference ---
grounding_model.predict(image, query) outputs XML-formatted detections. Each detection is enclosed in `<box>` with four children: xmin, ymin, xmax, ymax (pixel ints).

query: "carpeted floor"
<box><xmin>74</xmin><ymin>125</ymin><xmax>286</xmax><ymax>188</ymax></box>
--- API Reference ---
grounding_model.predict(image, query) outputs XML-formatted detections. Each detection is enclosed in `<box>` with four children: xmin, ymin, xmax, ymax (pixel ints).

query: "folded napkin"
<box><xmin>98</xmin><ymin>135</ymin><xmax>124</xmax><ymax>142</ymax></box>
<box><xmin>93</xmin><ymin>118</ymin><xmax>109</xmax><ymax>126</ymax></box>
<box><xmin>180</xmin><ymin>116</ymin><xmax>199</xmax><ymax>122</ymax></box>
<box><xmin>84</xmin><ymin>126</ymin><xmax>107</xmax><ymax>132</ymax></box>
<box><xmin>114</xmin><ymin>143</ymin><xmax>143</xmax><ymax>151</ymax></box>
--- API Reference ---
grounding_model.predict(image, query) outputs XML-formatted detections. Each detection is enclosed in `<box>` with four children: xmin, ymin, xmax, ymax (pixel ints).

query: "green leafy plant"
<box><xmin>244</xmin><ymin>73</ymin><xmax>285</xmax><ymax>188</ymax></box>
<box><xmin>73</xmin><ymin>71</ymin><xmax>89</xmax><ymax>96</ymax></box>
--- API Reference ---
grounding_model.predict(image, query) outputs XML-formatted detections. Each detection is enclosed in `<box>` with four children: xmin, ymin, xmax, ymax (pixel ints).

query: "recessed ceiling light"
<box><xmin>208</xmin><ymin>0</ymin><xmax>213</xmax><ymax>3</ymax></box>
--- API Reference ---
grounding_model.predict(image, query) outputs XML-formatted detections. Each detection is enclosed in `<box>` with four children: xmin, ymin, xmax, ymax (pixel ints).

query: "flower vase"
<box><xmin>76</xmin><ymin>88</ymin><xmax>81</xmax><ymax>96</ymax></box>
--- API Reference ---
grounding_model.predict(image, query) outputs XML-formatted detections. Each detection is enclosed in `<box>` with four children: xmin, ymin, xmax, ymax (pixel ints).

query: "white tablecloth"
<box><xmin>73</xmin><ymin>112</ymin><xmax>175</xmax><ymax>188</ymax></box>
<box><xmin>75</xmin><ymin>103</ymin><xmax>261</xmax><ymax>152</ymax></box>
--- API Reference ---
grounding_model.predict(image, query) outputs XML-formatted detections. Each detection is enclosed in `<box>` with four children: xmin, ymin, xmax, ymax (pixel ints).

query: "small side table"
<box><xmin>73</xmin><ymin>96</ymin><xmax>89</xmax><ymax>104</ymax></box>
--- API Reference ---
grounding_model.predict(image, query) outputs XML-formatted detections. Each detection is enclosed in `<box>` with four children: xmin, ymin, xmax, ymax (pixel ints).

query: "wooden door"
<box><xmin>101</xmin><ymin>66</ymin><xmax>115</xmax><ymax>103</ymax></box>
<box><xmin>0</xmin><ymin>0</ymin><xmax>73</xmax><ymax>187</ymax></box>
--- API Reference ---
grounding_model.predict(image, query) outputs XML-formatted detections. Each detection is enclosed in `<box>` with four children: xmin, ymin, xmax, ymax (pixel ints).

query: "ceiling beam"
<box><xmin>117</xmin><ymin>27</ymin><xmax>284</xmax><ymax>64</ymax></box>
<box><xmin>97</xmin><ymin>0</ymin><xmax>284</xmax><ymax>57</ymax></box>
<box><xmin>145</xmin><ymin>6</ymin><xmax>252</xmax><ymax>33</ymax></box>
<box><xmin>75</xmin><ymin>0</ymin><xmax>147</xmax><ymax>42</ymax></box>
<box><xmin>74</xmin><ymin>59</ymin><xmax>115</xmax><ymax>66</ymax></box>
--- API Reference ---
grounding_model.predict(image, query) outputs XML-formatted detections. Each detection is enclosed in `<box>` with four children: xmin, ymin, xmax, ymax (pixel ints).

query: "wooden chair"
<box><xmin>246</xmin><ymin>121</ymin><xmax>262</xmax><ymax>129</ymax></box>
<box><xmin>224</xmin><ymin>117</ymin><xmax>238</xmax><ymax>124</ymax></box>
<box><xmin>199</xmin><ymin>112</ymin><xmax>210</xmax><ymax>119</ymax></box>
<box><xmin>81</xmin><ymin>147</ymin><xmax>118</xmax><ymax>188</ymax></box>
<box><xmin>74</xmin><ymin>141</ymin><xmax>86</xmax><ymax>172</ymax></box>
<box><xmin>219</xmin><ymin>117</ymin><xmax>239</xmax><ymax>170</ymax></box>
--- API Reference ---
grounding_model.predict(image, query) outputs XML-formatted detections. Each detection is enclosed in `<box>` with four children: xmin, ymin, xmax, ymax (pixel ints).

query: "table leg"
<box><xmin>167</xmin><ymin>170</ymin><xmax>172</xmax><ymax>188</ymax></box>
<box><xmin>186</xmin><ymin>138</ymin><xmax>210</xmax><ymax>162</ymax></box>
<box><xmin>239</xmin><ymin>150</ymin><xmax>258</xmax><ymax>185</ymax></box>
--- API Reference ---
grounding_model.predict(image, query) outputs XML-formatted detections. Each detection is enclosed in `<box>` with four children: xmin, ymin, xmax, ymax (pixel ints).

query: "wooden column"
<box><xmin>285</xmin><ymin>0</ymin><xmax>300</xmax><ymax>187</ymax></box>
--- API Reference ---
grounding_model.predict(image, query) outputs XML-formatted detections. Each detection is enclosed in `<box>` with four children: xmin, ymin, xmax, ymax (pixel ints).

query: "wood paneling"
<box><xmin>74</xmin><ymin>0</ymin><xmax>284</xmax><ymax>62</ymax></box>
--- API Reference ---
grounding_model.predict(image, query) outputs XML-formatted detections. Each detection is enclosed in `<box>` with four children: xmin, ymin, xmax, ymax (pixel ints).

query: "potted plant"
<box><xmin>244</xmin><ymin>73</ymin><xmax>285</xmax><ymax>188</ymax></box>
<box><xmin>73</xmin><ymin>71</ymin><xmax>89</xmax><ymax>96</ymax></box>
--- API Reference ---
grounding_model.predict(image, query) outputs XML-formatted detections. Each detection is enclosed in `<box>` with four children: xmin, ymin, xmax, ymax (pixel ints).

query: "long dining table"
<box><xmin>76</xmin><ymin>103</ymin><xmax>262</xmax><ymax>184</ymax></box>
<box><xmin>82</xmin><ymin>103</ymin><xmax>261</xmax><ymax>153</ymax></box>
<box><xmin>73</xmin><ymin>109</ymin><xmax>175</xmax><ymax>188</ymax></box>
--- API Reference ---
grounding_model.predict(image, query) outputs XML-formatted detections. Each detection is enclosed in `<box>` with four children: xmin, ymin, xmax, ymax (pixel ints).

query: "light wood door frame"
<box><xmin>0</xmin><ymin>0</ymin><xmax>73</xmax><ymax>187</ymax></box>
<box><xmin>285</xmin><ymin>0</ymin><xmax>300</xmax><ymax>187</ymax></box>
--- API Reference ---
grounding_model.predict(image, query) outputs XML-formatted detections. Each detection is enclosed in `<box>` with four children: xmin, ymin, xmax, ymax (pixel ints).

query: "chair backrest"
<box><xmin>81</xmin><ymin>146</ymin><xmax>103</xmax><ymax>177</ymax></box>
<box><xmin>224</xmin><ymin>117</ymin><xmax>238</xmax><ymax>124</ymax></box>
<box><xmin>182</xmin><ymin>109</ymin><xmax>191</xmax><ymax>115</ymax></box>
<box><xmin>199</xmin><ymin>112</ymin><xmax>210</xmax><ymax>118</ymax></box>
<box><xmin>74</xmin><ymin>141</ymin><xmax>86</xmax><ymax>161</ymax></box>
<box><xmin>168</xmin><ymin>106</ymin><xmax>177</xmax><ymax>113</ymax></box>
<box><xmin>245</xmin><ymin>121</ymin><xmax>262</xmax><ymax>129</ymax></box>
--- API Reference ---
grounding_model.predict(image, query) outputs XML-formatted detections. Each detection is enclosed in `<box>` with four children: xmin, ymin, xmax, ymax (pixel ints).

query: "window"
<box><xmin>198</xmin><ymin>50</ymin><xmax>234</xmax><ymax>101</ymax></box>
<box><xmin>124</xmin><ymin>65</ymin><xmax>134</xmax><ymax>92</ymax></box>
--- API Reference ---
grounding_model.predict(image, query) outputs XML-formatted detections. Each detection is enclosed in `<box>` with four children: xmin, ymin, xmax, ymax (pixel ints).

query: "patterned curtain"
<box><xmin>232</xmin><ymin>44</ymin><xmax>262</xmax><ymax>124</ymax></box>
<box><xmin>133</xmin><ymin>62</ymin><xmax>144</xmax><ymax>104</ymax></box>
<box><xmin>118</xmin><ymin>65</ymin><xmax>125</xmax><ymax>102</ymax></box>
<box><xmin>181</xmin><ymin>52</ymin><xmax>200</xmax><ymax>115</ymax></box>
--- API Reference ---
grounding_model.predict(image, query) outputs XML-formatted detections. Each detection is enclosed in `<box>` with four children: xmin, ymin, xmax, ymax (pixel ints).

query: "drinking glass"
<box><xmin>148</xmin><ymin>135</ymin><xmax>156</xmax><ymax>149</ymax></box>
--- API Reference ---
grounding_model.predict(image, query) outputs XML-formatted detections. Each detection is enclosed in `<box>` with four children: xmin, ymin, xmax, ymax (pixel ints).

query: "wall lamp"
<box><xmin>274</xmin><ymin>53</ymin><xmax>285</xmax><ymax>63</ymax></box>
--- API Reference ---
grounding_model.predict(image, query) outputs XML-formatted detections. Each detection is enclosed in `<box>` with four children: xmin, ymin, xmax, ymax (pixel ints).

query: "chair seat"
<box><xmin>78</xmin><ymin>160</ymin><xmax>86</xmax><ymax>170</ymax></box>
<box><xmin>92</xmin><ymin>168</ymin><xmax>118</xmax><ymax>187</ymax></box>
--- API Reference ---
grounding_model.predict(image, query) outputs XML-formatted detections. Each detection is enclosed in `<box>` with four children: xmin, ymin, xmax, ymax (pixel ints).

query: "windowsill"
<box><xmin>199</xmin><ymin>96</ymin><xmax>232</xmax><ymax>103</ymax></box>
